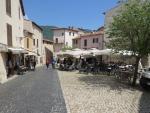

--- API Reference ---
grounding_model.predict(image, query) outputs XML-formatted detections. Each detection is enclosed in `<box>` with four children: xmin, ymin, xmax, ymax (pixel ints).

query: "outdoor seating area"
<box><xmin>56</xmin><ymin>48</ymin><xmax>138</xmax><ymax>84</ymax></box>
<box><xmin>17</xmin><ymin>66</ymin><xmax>28</xmax><ymax>75</ymax></box>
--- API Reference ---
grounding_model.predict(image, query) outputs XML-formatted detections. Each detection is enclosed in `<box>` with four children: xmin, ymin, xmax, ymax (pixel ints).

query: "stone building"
<box><xmin>104</xmin><ymin>4</ymin><xmax>150</xmax><ymax>67</ymax></box>
<box><xmin>0</xmin><ymin>0</ymin><xmax>25</xmax><ymax>83</ymax></box>
<box><xmin>31</xmin><ymin>22</ymin><xmax>43</xmax><ymax>66</ymax></box>
<box><xmin>52</xmin><ymin>27</ymin><xmax>79</xmax><ymax>52</ymax></box>
<box><xmin>41</xmin><ymin>26</ymin><xmax>54</xmax><ymax>64</ymax></box>
<box><xmin>24</xmin><ymin>19</ymin><xmax>44</xmax><ymax>66</ymax></box>
<box><xmin>104</xmin><ymin>4</ymin><xmax>123</xmax><ymax>48</ymax></box>
<box><xmin>73</xmin><ymin>30</ymin><xmax>104</xmax><ymax>50</ymax></box>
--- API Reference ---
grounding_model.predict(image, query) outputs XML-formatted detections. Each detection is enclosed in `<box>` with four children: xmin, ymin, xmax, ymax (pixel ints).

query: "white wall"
<box><xmin>53</xmin><ymin>30</ymin><xmax>65</xmax><ymax>44</ymax></box>
<box><xmin>0</xmin><ymin>53</ymin><xmax>7</xmax><ymax>83</ymax></box>
<box><xmin>0</xmin><ymin>0</ymin><xmax>24</xmax><ymax>83</ymax></box>
<box><xmin>32</xmin><ymin>24</ymin><xmax>43</xmax><ymax>65</ymax></box>
<box><xmin>64</xmin><ymin>30</ymin><xmax>78</xmax><ymax>47</ymax></box>
<box><xmin>0</xmin><ymin>0</ymin><xmax>24</xmax><ymax>47</ymax></box>
<box><xmin>24</xmin><ymin>20</ymin><xmax>33</xmax><ymax>34</ymax></box>
<box><xmin>53</xmin><ymin>29</ymin><xmax>79</xmax><ymax>52</ymax></box>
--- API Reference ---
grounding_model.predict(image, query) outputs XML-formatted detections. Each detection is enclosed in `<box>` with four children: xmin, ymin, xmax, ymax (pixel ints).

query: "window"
<box><xmin>66</xmin><ymin>42</ymin><xmax>68</xmax><ymax>46</ymax></box>
<box><xmin>37</xmin><ymin>50</ymin><xmax>39</xmax><ymax>54</ymax></box>
<box><xmin>27</xmin><ymin>38</ymin><xmax>29</xmax><ymax>48</ymax></box>
<box><xmin>73</xmin><ymin>32</ymin><xmax>74</xmax><ymax>36</ymax></box>
<box><xmin>76</xmin><ymin>40</ymin><xmax>78</xmax><ymax>44</ymax></box>
<box><xmin>73</xmin><ymin>40</ymin><xmax>75</xmax><ymax>44</ymax></box>
<box><xmin>19</xmin><ymin>7</ymin><xmax>21</xmax><ymax>19</ymax></box>
<box><xmin>56</xmin><ymin>38</ymin><xmax>58</xmax><ymax>43</ymax></box>
<box><xmin>62</xmin><ymin>33</ymin><xmax>64</xmax><ymax>36</ymax></box>
<box><xmin>37</xmin><ymin>39</ymin><xmax>39</xmax><ymax>47</ymax></box>
<box><xmin>93</xmin><ymin>38</ymin><xmax>95</xmax><ymax>43</ymax></box>
<box><xmin>73</xmin><ymin>40</ymin><xmax>78</xmax><ymax>45</ymax></box>
<box><xmin>69</xmin><ymin>32</ymin><xmax>71</xmax><ymax>36</ymax></box>
<box><xmin>84</xmin><ymin>39</ymin><xmax>87</xmax><ymax>47</ymax></box>
<box><xmin>6</xmin><ymin>0</ymin><xmax>11</xmax><ymax>16</ymax></box>
<box><xmin>33</xmin><ymin>39</ymin><xmax>35</xmax><ymax>45</ymax></box>
<box><xmin>96</xmin><ymin>38</ymin><xmax>99</xmax><ymax>43</ymax></box>
<box><xmin>7</xmin><ymin>24</ymin><xmax>12</xmax><ymax>46</ymax></box>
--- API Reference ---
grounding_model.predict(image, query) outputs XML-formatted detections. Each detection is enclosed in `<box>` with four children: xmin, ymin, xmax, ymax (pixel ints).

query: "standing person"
<box><xmin>26</xmin><ymin>58</ymin><xmax>30</xmax><ymax>70</ymax></box>
<box><xmin>7</xmin><ymin>59</ymin><xmax>13</xmax><ymax>77</ymax></box>
<box><xmin>29</xmin><ymin>60</ymin><xmax>33</xmax><ymax>70</ymax></box>
<box><xmin>52</xmin><ymin>58</ymin><xmax>56</xmax><ymax>69</ymax></box>
<box><xmin>15</xmin><ymin>59</ymin><xmax>20</xmax><ymax>74</ymax></box>
<box><xmin>46</xmin><ymin>59</ymin><xmax>50</xmax><ymax>69</ymax></box>
<box><xmin>33</xmin><ymin>59</ymin><xmax>36</xmax><ymax>71</ymax></box>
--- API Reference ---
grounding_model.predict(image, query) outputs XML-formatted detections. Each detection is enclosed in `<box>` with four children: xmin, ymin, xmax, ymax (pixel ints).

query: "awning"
<box><xmin>56</xmin><ymin>49</ymin><xmax>92</xmax><ymax>58</ymax></box>
<box><xmin>8</xmin><ymin>47</ymin><xmax>27</xmax><ymax>54</ymax></box>
<box><xmin>94</xmin><ymin>49</ymin><xmax>112</xmax><ymax>56</ymax></box>
<box><xmin>26</xmin><ymin>51</ymin><xmax>37</xmax><ymax>56</ymax></box>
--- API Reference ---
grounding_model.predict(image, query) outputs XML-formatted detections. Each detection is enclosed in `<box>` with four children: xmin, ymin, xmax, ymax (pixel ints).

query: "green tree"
<box><xmin>107</xmin><ymin>0</ymin><xmax>150</xmax><ymax>85</ymax></box>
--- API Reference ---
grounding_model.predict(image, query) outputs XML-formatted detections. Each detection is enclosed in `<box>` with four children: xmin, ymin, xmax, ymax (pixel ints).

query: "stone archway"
<box><xmin>45</xmin><ymin>47</ymin><xmax>53</xmax><ymax>64</ymax></box>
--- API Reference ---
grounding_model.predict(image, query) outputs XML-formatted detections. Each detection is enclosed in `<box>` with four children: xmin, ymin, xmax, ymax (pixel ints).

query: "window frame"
<box><xmin>84</xmin><ymin>39</ymin><xmax>87</xmax><ymax>47</ymax></box>
<box><xmin>27</xmin><ymin>38</ymin><xmax>29</xmax><ymax>48</ymax></box>
<box><xmin>7</xmin><ymin>23</ymin><xmax>12</xmax><ymax>47</ymax></box>
<box><xmin>69</xmin><ymin>32</ymin><xmax>71</xmax><ymax>36</ymax></box>
<box><xmin>37</xmin><ymin>39</ymin><xmax>39</xmax><ymax>47</ymax></box>
<box><xmin>19</xmin><ymin>7</ymin><xmax>21</xmax><ymax>20</ymax></box>
<box><xmin>66</xmin><ymin>42</ymin><xmax>68</xmax><ymax>46</ymax></box>
<box><xmin>6</xmin><ymin>0</ymin><xmax>11</xmax><ymax>17</ymax></box>
<box><xmin>96</xmin><ymin>38</ymin><xmax>99</xmax><ymax>43</ymax></box>
<box><xmin>33</xmin><ymin>39</ymin><xmax>35</xmax><ymax>46</ymax></box>
<box><xmin>93</xmin><ymin>38</ymin><xmax>95</xmax><ymax>43</ymax></box>
<box><xmin>76</xmin><ymin>40</ymin><xmax>78</xmax><ymax>44</ymax></box>
<box><xmin>56</xmin><ymin>38</ymin><xmax>58</xmax><ymax>43</ymax></box>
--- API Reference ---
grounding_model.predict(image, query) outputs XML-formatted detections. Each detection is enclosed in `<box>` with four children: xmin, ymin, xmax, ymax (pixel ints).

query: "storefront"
<box><xmin>24</xmin><ymin>51</ymin><xmax>37</xmax><ymax>69</ymax></box>
<box><xmin>7</xmin><ymin>47</ymin><xmax>27</xmax><ymax>77</ymax></box>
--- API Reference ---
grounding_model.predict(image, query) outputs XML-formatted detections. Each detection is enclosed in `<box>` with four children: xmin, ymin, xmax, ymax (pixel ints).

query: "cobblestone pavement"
<box><xmin>0</xmin><ymin>67</ymin><xmax>67</xmax><ymax>113</ymax></box>
<box><xmin>58</xmin><ymin>71</ymin><xmax>150</xmax><ymax>113</ymax></box>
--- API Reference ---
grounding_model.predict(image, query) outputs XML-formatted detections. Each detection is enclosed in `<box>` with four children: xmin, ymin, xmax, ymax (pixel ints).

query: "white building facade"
<box><xmin>32</xmin><ymin>23</ymin><xmax>43</xmax><ymax>66</ymax></box>
<box><xmin>0</xmin><ymin>0</ymin><xmax>25</xmax><ymax>83</ymax></box>
<box><xmin>53</xmin><ymin>28</ymin><xmax>79</xmax><ymax>52</ymax></box>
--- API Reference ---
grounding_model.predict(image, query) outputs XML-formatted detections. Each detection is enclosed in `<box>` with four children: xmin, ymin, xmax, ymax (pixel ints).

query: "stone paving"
<box><xmin>0</xmin><ymin>68</ymin><xmax>67</xmax><ymax>113</ymax></box>
<box><xmin>58</xmin><ymin>71</ymin><xmax>150</xmax><ymax>113</ymax></box>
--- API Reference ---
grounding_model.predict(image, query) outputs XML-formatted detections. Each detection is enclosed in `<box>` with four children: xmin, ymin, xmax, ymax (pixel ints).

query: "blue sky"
<box><xmin>23</xmin><ymin>0</ymin><xmax>118</xmax><ymax>30</ymax></box>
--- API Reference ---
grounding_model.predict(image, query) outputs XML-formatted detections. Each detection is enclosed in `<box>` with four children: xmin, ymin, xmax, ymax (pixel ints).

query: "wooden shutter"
<box><xmin>7</xmin><ymin>24</ymin><xmax>12</xmax><ymax>47</ymax></box>
<box><xmin>27</xmin><ymin>38</ymin><xmax>29</xmax><ymax>48</ymax></box>
<box><xmin>37</xmin><ymin>39</ymin><xmax>39</xmax><ymax>47</ymax></box>
<box><xmin>6</xmin><ymin>0</ymin><xmax>11</xmax><ymax>16</ymax></box>
<box><xmin>33</xmin><ymin>39</ymin><xmax>35</xmax><ymax>45</ymax></box>
<box><xmin>84</xmin><ymin>40</ymin><xmax>87</xmax><ymax>47</ymax></box>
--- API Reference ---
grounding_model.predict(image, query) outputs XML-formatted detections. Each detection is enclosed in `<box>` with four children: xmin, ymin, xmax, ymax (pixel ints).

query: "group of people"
<box><xmin>57</xmin><ymin>56</ymin><xmax>135</xmax><ymax>74</ymax></box>
<box><xmin>46</xmin><ymin>58</ymin><xmax>56</xmax><ymax>69</ymax></box>
<box><xmin>25</xmin><ymin>57</ymin><xmax>36</xmax><ymax>71</ymax></box>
